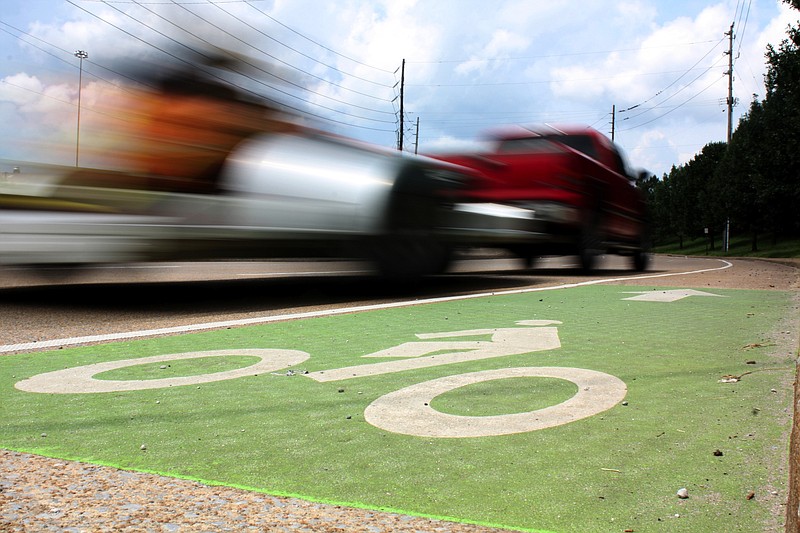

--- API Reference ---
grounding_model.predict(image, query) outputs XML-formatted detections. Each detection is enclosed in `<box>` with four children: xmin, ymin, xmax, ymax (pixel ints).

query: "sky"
<box><xmin>0</xmin><ymin>0</ymin><xmax>797</xmax><ymax>177</ymax></box>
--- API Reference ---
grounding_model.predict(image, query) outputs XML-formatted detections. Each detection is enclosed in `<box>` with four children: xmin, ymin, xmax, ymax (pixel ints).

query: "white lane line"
<box><xmin>0</xmin><ymin>259</ymin><xmax>733</xmax><ymax>354</ymax></box>
<box><xmin>236</xmin><ymin>270</ymin><xmax>372</xmax><ymax>278</ymax></box>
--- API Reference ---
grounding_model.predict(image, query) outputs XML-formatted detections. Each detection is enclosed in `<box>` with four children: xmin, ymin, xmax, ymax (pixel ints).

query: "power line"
<box><xmin>734</xmin><ymin>0</ymin><xmax>753</xmax><ymax>58</ymax></box>
<box><xmin>620</xmin><ymin>74</ymin><xmax>725</xmax><ymax>131</ymax></box>
<box><xmin>619</xmin><ymin>53</ymin><xmax>727</xmax><ymax>126</ymax></box>
<box><xmin>65</xmin><ymin>0</ymin><xmax>395</xmax><ymax>131</ymax></box>
<box><xmin>81</xmin><ymin>0</ymin><xmax>256</xmax><ymax>3</ymax></box>
<box><xmin>0</xmin><ymin>21</ymin><xmax>72</xmax><ymax>64</ymax></box>
<box><xmin>0</xmin><ymin>18</ymin><xmax>150</xmax><ymax>92</ymax></box>
<box><xmin>206</xmin><ymin>2</ymin><xmax>395</xmax><ymax>93</ymax></box>
<box><xmin>408</xmin><ymin>66</ymin><xmax>721</xmax><ymax>88</ymax></box>
<box><xmin>619</xmin><ymin>37</ymin><xmax>725</xmax><ymax>114</ymax></box>
<box><xmin>128</xmin><ymin>0</ymin><xmax>396</xmax><ymax>116</ymax></box>
<box><xmin>241</xmin><ymin>1</ymin><xmax>395</xmax><ymax>74</ymax></box>
<box><xmin>406</xmin><ymin>39</ymin><xmax>721</xmax><ymax>64</ymax></box>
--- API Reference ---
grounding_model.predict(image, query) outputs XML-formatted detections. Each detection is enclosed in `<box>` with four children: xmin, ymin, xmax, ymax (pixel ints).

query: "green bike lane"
<box><xmin>1</xmin><ymin>272</ymin><xmax>796</xmax><ymax>532</ymax></box>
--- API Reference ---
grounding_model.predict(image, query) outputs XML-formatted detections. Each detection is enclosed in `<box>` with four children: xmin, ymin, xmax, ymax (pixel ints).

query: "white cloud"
<box><xmin>551</xmin><ymin>3</ymin><xmax>734</xmax><ymax>107</ymax></box>
<box><xmin>455</xmin><ymin>30</ymin><xmax>530</xmax><ymax>76</ymax></box>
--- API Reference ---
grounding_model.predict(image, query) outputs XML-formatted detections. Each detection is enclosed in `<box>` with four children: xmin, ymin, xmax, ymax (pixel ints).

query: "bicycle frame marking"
<box><xmin>306</xmin><ymin>320</ymin><xmax>562</xmax><ymax>383</ymax></box>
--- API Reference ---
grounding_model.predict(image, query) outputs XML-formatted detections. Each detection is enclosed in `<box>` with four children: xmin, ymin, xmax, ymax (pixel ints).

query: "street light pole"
<box><xmin>74</xmin><ymin>50</ymin><xmax>88</xmax><ymax>167</ymax></box>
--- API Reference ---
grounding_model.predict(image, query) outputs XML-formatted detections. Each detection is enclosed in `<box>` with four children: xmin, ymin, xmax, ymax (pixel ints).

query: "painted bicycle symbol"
<box><xmin>15</xmin><ymin>319</ymin><xmax>626</xmax><ymax>438</ymax></box>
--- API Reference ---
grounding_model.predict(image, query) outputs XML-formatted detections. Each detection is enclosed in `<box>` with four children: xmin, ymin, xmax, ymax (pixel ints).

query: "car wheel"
<box><xmin>507</xmin><ymin>245</ymin><xmax>537</xmax><ymax>269</ymax></box>
<box><xmin>372</xmin><ymin>234</ymin><xmax>450</xmax><ymax>281</ymax></box>
<box><xmin>522</xmin><ymin>254</ymin><xmax>538</xmax><ymax>270</ymax></box>
<box><xmin>375</xmin><ymin>163</ymin><xmax>454</xmax><ymax>281</ymax></box>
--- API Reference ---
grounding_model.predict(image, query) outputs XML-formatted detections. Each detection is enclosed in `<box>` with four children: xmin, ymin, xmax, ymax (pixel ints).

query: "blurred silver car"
<box><xmin>2</xmin><ymin>131</ymin><xmax>521</xmax><ymax>280</ymax></box>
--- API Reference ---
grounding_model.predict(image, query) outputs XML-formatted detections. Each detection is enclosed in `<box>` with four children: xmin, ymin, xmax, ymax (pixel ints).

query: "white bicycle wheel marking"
<box><xmin>14</xmin><ymin>349</ymin><xmax>310</xmax><ymax>394</ymax></box>
<box><xmin>364</xmin><ymin>367</ymin><xmax>627</xmax><ymax>438</ymax></box>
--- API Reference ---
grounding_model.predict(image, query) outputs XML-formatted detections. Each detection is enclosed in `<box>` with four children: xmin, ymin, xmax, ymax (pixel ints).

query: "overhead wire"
<box><xmin>0</xmin><ymin>5</ymin><xmax>392</xmax><ymax>132</ymax></box>
<box><xmin>407</xmin><ymin>66</ymin><xmax>720</xmax><ymax>88</ymax></box>
<box><xmin>619</xmin><ymin>52</ymin><xmax>728</xmax><ymax>128</ymax></box>
<box><xmin>405</xmin><ymin>39</ymin><xmax>721</xmax><ymax>64</ymax></box>
<box><xmin>66</xmin><ymin>0</ymin><xmax>395</xmax><ymax>132</ymax></box>
<box><xmin>128</xmin><ymin>0</ymin><xmax>396</xmax><ymax>118</ymax></box>
<box><xmin>619</xmin><ymin>37</ymin><xmax>726</xmax><ymax>114</ymax></box>
<box><xmin>0</xmin><ymin>18</ymin><xmax>147</xmax><ymax>92</ymax></box>
<box><xmin>732</xmin><ymin>0</ymin><xmax>761</xmax><ymax>99</ymax></box>
<box><xmin>621</xmin><ymin>73</ymin><xmax>725</xmax><ymax>131</ymax></box>
<box><xmin>735</xmin><ymin>0</ymin><xmax>753</xmax><ymax>58</ymax></box>
<box><xmin>402</xmin><ymin>33</ymin><xmax>732</xmax><ymax>133</ymax></box>
<box><xmin>205</xmin><ymin>2</ymin><xmax>396</xmax><ymax>95</ymax></box>
<box><xmin>240</xmin><ymin>1</ymin><xmax>396</xmax><ymax>75</ymax></box>
<box><xmin>0</xmin><ymin>21</ymin><xmax>73</xmax><ymax>66</ymax></box>
<box><xmin>112</xmin><ymin>0</ymin><xmax>393</xmax><ymax>123</ymax></box>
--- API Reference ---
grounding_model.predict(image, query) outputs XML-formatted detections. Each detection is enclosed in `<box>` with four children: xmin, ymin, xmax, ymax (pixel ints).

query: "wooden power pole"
<box><xmin>725</xmin><ymin>23</ymin><xmax>735</xmax><ymax>143</ymax></box>
<box><xmin>611</xmin><ymin>104</ymin><xmax>615</xmax><ymax>142</ymax></box>
<box><xmin>414</xmin><ymin>117</ymin><xmax>420</xmax><ymax>154</ymax></box>
<box><xmin>398</xmin><ymin>59</ymin><xmax>405</xmax><ymax>151</ymax></box>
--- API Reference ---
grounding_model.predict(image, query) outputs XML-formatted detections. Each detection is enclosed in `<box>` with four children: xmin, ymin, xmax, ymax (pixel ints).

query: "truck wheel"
<box><xmin>579</xmin><ymin>248</ymin><xmax>597</xmax><ymax>272</ymax></box>
<box><xmin>579</xmin><ymin>227</ymin><xmax>601</xmax><ymax>272</ymax></box>
<box><xmin>631</xmin><ymin>249</ymin><xmax>650</xmax><ymax>271</ymax></box>
<box><xmin>631</xmin><ymin>229</ymin><xmax>652</xmax><ymax>271</ymax></box>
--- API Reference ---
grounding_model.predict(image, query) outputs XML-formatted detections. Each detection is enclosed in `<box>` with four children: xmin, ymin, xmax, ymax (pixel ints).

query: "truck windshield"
<box><xmin>496</xmin><ymin>137</ymin><xmax>565</xmax><ymax>154</ymax></box>
<box><xmin>496</xmin><ymin>135</ymin><xmax>598</xmax><ymax>160</ymax></box>
<box><xmin>553</xmin><ymin>135</ymin><xmax>597</xmax><ymax>159</ymax></box>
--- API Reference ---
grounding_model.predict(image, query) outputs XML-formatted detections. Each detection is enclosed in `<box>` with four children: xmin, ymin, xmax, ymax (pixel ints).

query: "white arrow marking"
<box><xmin>621</xmin><ymin>289</ymin><xmax>726</xmax><ymax>302</ymax></box>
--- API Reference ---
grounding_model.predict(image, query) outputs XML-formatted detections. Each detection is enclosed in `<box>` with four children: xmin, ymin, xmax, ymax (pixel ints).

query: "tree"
<box><xmin>648</xmin><ymin>143</ymin><xmax>727</xmax><ymax>248</ymax></box>
<box><xmin>687</xmin><ymin>142</ymin><xmax>727</xmax><ymax>249</ymax></box>
<box><xmin>714</xmin><ymin>100</ymin><xmax>766</xmax><ymax>251</ymax></box>
<box><xmin>762</xmin><ymin>5</ymin><xmax>800</xmax><ymax>236</ymax></box>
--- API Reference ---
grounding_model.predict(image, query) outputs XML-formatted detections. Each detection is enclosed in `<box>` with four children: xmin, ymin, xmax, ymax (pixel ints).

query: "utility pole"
<box><xmin>610</xmin><ymin>104</ymin><xmax>615</xmax><ymax>142</ymax></box>
<box><xmin>723</xmin><ymin>23</ymin><xmax>735</xmax><ymax>251</ymax></box>
<box><xmin>414</xmin><ymin>117</ymin><xmax>420</xmax><ymax>154</ymax></box>
<box><xmin>725</xmin><ymin>23</ymin><xmax>735</xmax><ymax>143</ymax></box>
<box><xmin>398</xmin><ymin>59</ymin><xmax>405</xmax><ymax>151</ymax></box>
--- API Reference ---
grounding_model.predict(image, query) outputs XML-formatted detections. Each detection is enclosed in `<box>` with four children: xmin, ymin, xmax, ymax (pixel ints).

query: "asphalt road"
<box><xmin>0</xmin><ymin>253</ymin><xmax>751</xmax><ymax>353</ymax></box>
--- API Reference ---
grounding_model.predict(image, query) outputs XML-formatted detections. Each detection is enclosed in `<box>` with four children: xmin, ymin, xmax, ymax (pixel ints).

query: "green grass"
<box><xmin>655</xmin><ymin>233</ymin><xmax>800</xmax><ymax>258</ymax></box>
<box><xmin>0</xmin><ymin>284</ymin><xmax>795</xmax><ymax>532</ymax></box>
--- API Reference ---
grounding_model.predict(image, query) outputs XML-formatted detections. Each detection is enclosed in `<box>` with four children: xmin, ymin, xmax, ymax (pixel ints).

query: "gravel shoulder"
<box><xmin>2</xmin><ymin>256</ymin><xmax>798</xmax><ymax>533</ymax></box>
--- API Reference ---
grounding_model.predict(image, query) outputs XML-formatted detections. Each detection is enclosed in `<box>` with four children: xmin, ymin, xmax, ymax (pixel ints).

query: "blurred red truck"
<box><xmin>432</xmin><ymin>124</ymin><xmax>651</xmax><ymax>271</ymax></box>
